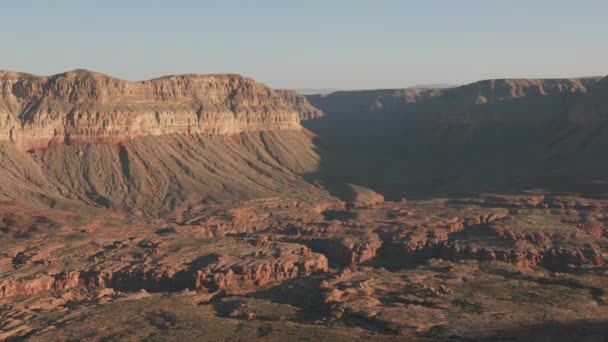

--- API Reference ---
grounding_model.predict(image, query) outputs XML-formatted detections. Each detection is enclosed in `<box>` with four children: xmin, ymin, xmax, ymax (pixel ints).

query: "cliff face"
<box><xmin>568</xmin><ymin>76</ymin><xmax>608</xmax><ymax>125</ymax></box>
<box><xmin>306</xmin><ymin>88</ymin><xmax>444</xmax><ymax>116</ymax></box>
<box><xmin>425</xmin><ymin>78</ymin><xmax>602</xmax><ymax>124</ymax></box>
<box><xmin>308</xmin><ymin>77</ymin><xmax>602</xmax><ymax>124</ymax></box>
<box><xmin>0</xmin><ymin>69</ymin><xmax>321</xmax><ymax>151</ymax></box>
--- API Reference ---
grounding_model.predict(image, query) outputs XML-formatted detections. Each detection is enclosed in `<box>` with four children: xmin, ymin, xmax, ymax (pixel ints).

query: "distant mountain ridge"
<box><xmin>408</xmin><ymin>83</ymin><xmax>457</xmax><ymax>89</ymax></box>
<box><xmin>294</xmin><ymin>84</ymin><xmax>457</xmax><ymax>96</ymax></box>
<box><xmin>307</xmin><ymin>77</ymin><xmax>605</xmax><ymax>124</ymax></box>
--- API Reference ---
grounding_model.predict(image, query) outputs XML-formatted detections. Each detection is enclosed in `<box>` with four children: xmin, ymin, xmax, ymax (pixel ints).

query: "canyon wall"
<box><xmin>0</xmin><ymin>69</ymin><xmax>321</xmax><ymax>151</ymax></box>
<box><xmin>307</xmin><ymin>77</ymin><xmax>603</xmax><ymax>123</ymax></box>
<box><xmin>568</xmin><ymin>76</ymin><xmax>608</xmax><ymax>125</ymax></box>
<box><xmin>304</xmin><ymin>76</ymin><xmax>608</xmax><ymax>197</ymax></box>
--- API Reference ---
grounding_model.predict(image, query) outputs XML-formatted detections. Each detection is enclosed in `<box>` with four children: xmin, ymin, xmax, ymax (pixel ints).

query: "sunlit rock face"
<box><xmin>0</xmin><ymin>69</ymin><xmax>321</xmax><ymax>151</ymax></box>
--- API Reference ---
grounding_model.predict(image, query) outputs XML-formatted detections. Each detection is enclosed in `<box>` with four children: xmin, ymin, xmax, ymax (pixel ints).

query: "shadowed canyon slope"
<box><xmin>2</xmin><ymin>71</ymin><xmax>608</xmax><ymax>341</ymax></box>
<box><xmin>307</xmin><ymin>77</ymin><xmax>602</xmax><ymax>121</ymax></box>
<box><xmin>305</xmin><ymin>76</ymin><xmax>608</xmax><ymax>198</ymax></box>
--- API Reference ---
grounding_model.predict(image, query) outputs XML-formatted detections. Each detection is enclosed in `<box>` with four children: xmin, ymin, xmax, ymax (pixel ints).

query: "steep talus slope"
<box><xmin>0</xmin><ymin>69</ymin><xmax>321</xmax><ymax>151</ymax></box>
<box><xmin>0</xmin><ymin>130</ymin><xmax>329</xmax><ymax>215</ymax></box>
<box><xmin>304</xmin><ymin>76</ymin><xmax>608</xmax><ymax>197</ymax></box>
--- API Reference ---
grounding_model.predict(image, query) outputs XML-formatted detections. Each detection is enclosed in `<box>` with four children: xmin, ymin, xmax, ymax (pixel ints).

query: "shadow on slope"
<box><xmin>302</xmin><ymin>109</ymin><xmax>608</xmax><ymax>200</ymax></box>
<box><xmin>469</xmin><ymin>320</ymin><xmax>608</xmax><ymax>342</ymax></box>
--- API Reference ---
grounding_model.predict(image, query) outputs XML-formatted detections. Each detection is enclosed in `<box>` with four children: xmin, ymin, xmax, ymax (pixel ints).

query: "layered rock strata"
<box><xmin>307</xmin><ymin>77</ymin><xmax>602</xmax><ymax>123</ymax></box>
<box><xmin>0</xmin><ymin>69</ymin><xmax>321</xmax><ymax>151</ymax></box>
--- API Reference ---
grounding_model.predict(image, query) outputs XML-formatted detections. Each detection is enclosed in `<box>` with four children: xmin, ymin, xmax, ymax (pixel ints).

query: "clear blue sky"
<box><xmin>3</xmin><ymin>0</ymin><xmax>607</xmax><ymax>89</ymax></box>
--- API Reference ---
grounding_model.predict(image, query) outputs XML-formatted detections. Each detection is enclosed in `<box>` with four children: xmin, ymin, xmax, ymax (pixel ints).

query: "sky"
<box><xmin>2</xmin><ymin>0</ymin><xmax>608</xmax><ymax>89</ymax></box>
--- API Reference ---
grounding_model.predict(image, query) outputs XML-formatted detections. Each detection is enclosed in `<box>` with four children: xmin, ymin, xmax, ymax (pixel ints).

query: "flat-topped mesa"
<box><xmin>0</xmin><ymin>69</ymin><xmax>322</xmax><ymax>151</ymax></box>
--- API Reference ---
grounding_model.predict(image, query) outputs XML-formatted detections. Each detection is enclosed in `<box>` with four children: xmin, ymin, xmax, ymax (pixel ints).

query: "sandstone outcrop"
<box><xmin>0</xmin><ymin>243</ymin><xmax>328</xmax><ymax>300</ymax></box>
<box><xmin>0</xmin><ymin>69</ymin><xmax>321</xmax><ymax>151</ymax></box>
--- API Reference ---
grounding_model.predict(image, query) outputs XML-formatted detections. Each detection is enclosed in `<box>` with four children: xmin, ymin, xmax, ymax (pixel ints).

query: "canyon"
<box><xmin>1</xmin><ymin>70</ymin><xmax>608</xmax><ymax>341</ymax></box>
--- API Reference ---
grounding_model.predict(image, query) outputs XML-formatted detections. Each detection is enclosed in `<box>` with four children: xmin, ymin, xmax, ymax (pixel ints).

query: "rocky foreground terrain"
<box><xmin>1</xmin><ymin>70</ymin><xmax>608</xmax><ymax>341</ymax></box>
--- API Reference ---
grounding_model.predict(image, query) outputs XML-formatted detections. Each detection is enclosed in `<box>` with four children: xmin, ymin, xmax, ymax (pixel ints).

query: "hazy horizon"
<box><xmin>3</xmin><ymin>0</ymin><xmax>608</xmax><ymax>89</ymax></box>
